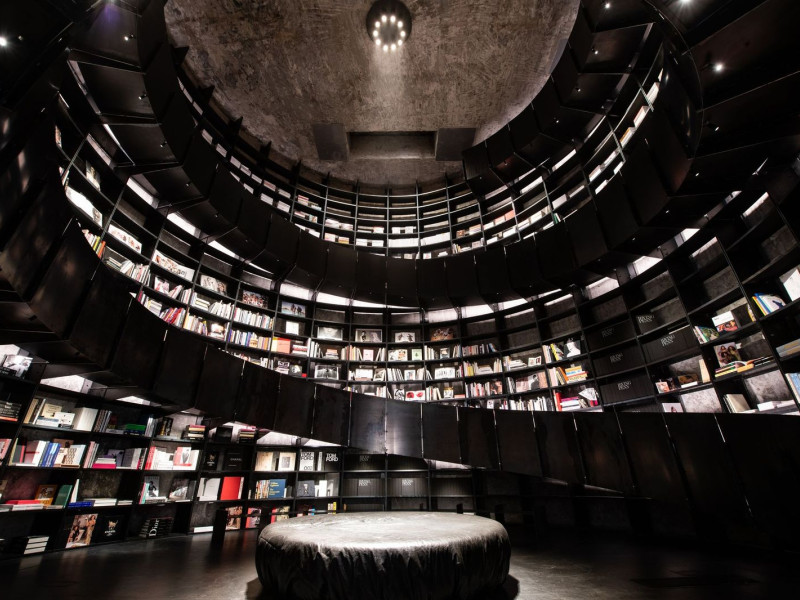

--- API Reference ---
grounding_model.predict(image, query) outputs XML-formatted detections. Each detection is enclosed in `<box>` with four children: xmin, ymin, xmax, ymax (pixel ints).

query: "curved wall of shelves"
<box><xmin>61</xmin><ymin>0</ymin><xmax>715</xmax><ymax>307</ymax></box>
<box><xmin>2</xmin><ymin>0</ymin><xmax>800</xmax><ymax>550</ymax></box>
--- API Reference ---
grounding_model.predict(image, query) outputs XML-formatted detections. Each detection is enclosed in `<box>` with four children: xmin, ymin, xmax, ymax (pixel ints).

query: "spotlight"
<box><xmin>383</xmin><ymin>44</ymin><xmax>388</xmax><ymax>52</ymax></box>
<box><xmin>390</xmin><ymin>15</ymin><xmax>395</xmax><ymax>23</ymax></box>
<box><xmin>0</xmin><ymin>36</ymin><xmax>8</xmax><ymax>48</ymax></box>
<box><xmin>604</xmin><ymin>2</ymin><xmax>611</xmax><ymax>8</ymax></box>
<box><xmin>123</xmin><ymin>34</ymin><xmax>135</xmax><ymax>42</ymax></box>
<box><xmin>381</xmin><ymin>14</ymin><xmax>387</xmax><ymax>22</ymax></box>
<box><xmin>713</xmin><ymin>62</ymin><xmax>724</xmax><ymax>72</ymax></box>
<box><xmin>138</xmin><ymin>91</ymin><xmax>147</xmax><ymax>100</ymax></box>
<box><xmin>391</xmin><ymin>43</ymin><xmax>396</xmax><ymax>51</ymax></box>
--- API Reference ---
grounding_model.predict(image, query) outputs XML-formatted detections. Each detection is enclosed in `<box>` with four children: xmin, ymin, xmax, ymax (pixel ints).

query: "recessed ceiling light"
<box><xmin>0</xmin><ymin>36</ymin><xmax>8</xmax><ymax>47</ymax></box>
<box><xmin>604</xmin><ymin>2</ymin><xmax>611</xmax><ymax>8</ymax></box>
<box><xmin>398</xmin><ymin>21</ymin><xmax>403</xmax><ymax>28</ymax></box>
<box><xmin>375</xmin><ymin>20</ymin><xmax>380</xmax><ymax>28</ymax></box>
<box><xmin>390</xmin><ymin>15</ymin><xmax>396</xmax><ymax>23</ymax></box>
<box><xmin>391</xmin><ymin>43</ymin><xmax>396</xmax><ymax>51</ymax></box>
<box><xmin>400</xmin><ymin>30</ymin><xmax>406</xmax><ymax>38</ymax></box>
<box><xmin>381</xmin><ymin>14</ymin><xmax>387</xmax><ymax>22</ymax></box>
<box><xmin>398</xmin><ymin>39</ymin><xmax>403</xmax><ymax>46</ymax></box>
<box><xmin>375</xmin><ymin>38</ymin><xmax>381</xmax><ymax>45</ymax></box>
<box><xmin>373</xmin><ymin>30</ymin><xmax>379</xmax><ymax>37</ymax></box>
<box><xmin>713</xmin><ymin>62</ymin><xmax>724</xmax><ymax>72</ymax></box>
<box><xmin>383</xmin><ymin>44</ymin><xmax>388</xmax><ymax>52</ymax></box>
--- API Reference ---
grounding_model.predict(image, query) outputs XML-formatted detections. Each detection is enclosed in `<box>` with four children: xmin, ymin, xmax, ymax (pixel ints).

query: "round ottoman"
<box><xmin>256</xmin><ymin>512</ymin><xmax>510</xmax><ymax>600</ymax></box>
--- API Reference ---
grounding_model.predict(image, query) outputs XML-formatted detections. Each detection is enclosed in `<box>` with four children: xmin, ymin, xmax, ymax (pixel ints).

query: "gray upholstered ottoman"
<box><xmin>256</xmin><ymin>512</ymin><xmax>510</xmax><ymax>600</ymax></box>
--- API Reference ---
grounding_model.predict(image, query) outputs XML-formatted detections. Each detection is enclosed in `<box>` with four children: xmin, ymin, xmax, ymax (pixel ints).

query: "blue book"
<box><xmin>68</xmin><ymin>501</ymin><xmax>95</xmax><ymax>508</ymax></box>
<box><xmin>42</xmin><ymin>442</ymin><xmax>61</xmax><ymax>468</ymax></box>
<box><xmin>267</xmin><ymin>479</ymin><xmax>287</xmax><ymax>499</ymax></box>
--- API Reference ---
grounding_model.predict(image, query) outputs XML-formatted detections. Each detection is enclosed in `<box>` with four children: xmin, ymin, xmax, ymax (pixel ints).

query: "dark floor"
<box><xmin>1</xmin><ymin>528</ymin><xmax>797</xmax><ymax>599</ymax></box>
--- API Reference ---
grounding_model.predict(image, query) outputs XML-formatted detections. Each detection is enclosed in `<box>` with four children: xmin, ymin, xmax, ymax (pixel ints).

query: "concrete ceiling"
<box><xmin>165</xmin><ymin>0</ymin><xmax>578</xmax><ymax>187</ymax></box>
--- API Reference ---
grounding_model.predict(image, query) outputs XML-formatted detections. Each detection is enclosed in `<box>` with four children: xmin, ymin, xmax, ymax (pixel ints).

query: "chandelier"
<box><xmin>366</xmin><ymin>0</ymin><xmax>412</xmax><ymax>53</ymax></box>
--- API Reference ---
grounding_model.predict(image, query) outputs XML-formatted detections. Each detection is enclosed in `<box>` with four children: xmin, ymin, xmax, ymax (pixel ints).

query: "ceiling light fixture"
<box><xmin>0</xmin><ymin>36</ymin><xmax>8</xmax><ymax>48</ymax></box>
<box><xmin>367</xmin><ymin>0</ymin><xmax>412</xmax><ymax>53</ymax></box>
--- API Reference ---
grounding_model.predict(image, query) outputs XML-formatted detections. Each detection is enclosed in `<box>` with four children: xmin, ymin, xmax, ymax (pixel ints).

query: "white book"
<box><xmin>782</xmin><ymin>269</ymin><xmax>800</xmax><ymax>302</ymax></box>
<box><xmin>72</xmin><ymin>407</ymin><xmax>98</xmax><ymax>431</ymax></box>
<box><xmin>198</xmin><ymin>477</ymin><xmax>221</xmax><ymax>501</ymax></box>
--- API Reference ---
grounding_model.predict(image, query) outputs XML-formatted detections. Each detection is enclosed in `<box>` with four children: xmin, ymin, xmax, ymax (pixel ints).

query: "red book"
<box><xmin>144</xmin><ymin>446</ymin><xmax>157</xmax><ymax>470</ymax></box>
<box><xmin>219</xmin><ymin>476</ymin><xmax>243</xmax><ymax>501</ymax></box>
<box><xmin>554</xmin><ymin>391</ymin><xmax>562</xmax><ymax>412</ymax></box>
<box><xmin>5</xmin><ymin>499</ymin><xmax>42</xmax><ymax>505</ymax></box>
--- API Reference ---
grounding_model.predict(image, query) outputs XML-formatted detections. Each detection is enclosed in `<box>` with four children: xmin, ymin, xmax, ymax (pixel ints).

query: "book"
<box><xmin>781</xmin><ymin>269</ymin><xmax>800</xmax><ymax>302</ymax></box>
<box><xmin>723</xmin><ymin>394</ymin><xmax>751</xmax><ymax>413</ymax></box>
<box><xmin>65</xmin><ymin>513</ymin><xmax>98</xmax><ymax>548</ymax></box>
<box><xmin>296</xmin><ymin>480</ymin><xmax>315</xmax><ymax>497</ymax></box>
<box><xmin>246</xmin><ymin>507</ymin><xmax>262</xmax><ymax>529</ymax></box>
<box><xmin>34</xmin><ymin>484</ymin><xmax>58</xmax><ymax>505</ymax></box>
<box><xmin>267</xmin><ymin>479</ymin><xmax>287</xmax><ymax>499</ymax></box>
<box><xmin>220</xmin><ymin>476</ymin><xmax>244</xmax><ymax>501</ymax></box>
<box><xmin>277</xmin><ymin>451</ymin><xmax>296</xmax><ymax>471</ymax></box>
<box><xmin>712</xmin><ymin>311</ymin><xmax>738</xmax><ymax>332</ymax></box>
<box><xmin>752</xmin><ymin>293</ymin><xmax>786</xmax><ymax>316</ymax></box>
<box><xmin>225</xmin><ymin>505</ymin><xmax>242</xmax><ymax>530</ymax></box>
<box><xmin>198</xmin><ymin>477</ymin><xmax>222</xmax><ymax>501</ymax></box>
<box><xmin>298</xmin><ymin>451</ymin><xmax>316</xmax><ymax>471</ymax></box>
<box><xmin>255</xmin><ymin>451</ymin><xmax>275</xmax><ymax>472</ymax></box>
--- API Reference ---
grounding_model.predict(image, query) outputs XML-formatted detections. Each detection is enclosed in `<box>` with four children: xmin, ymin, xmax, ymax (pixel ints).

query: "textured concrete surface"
<box><xmin>165</xmin><ymin>0</ymin><xmax>578</xmax><ymax>186</ymax></box>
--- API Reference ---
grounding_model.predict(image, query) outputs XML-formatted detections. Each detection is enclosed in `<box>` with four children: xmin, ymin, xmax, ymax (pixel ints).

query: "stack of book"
<box><xmin>139</xmin><ymin>517</ymin><xmax>173</xmax><ymax>538</ymax></box>
<box><xmin>237</xmin><ymin>427</ymin><xmax>257</xmax><ymax>443</ymax></box>
<box><xmin>776</xmin><ymin>339</ymin><xmax>800</xmax><ymax>358</ymax></box>
<box><xmin>0</xmin><ymin>400</ymin><xmax>21</xmax><ymax>423</ymax></box>
<box><xmin>184</xmin><ymin>423</ymin><xmax>206</xmax><ymax>441</ymax></box>
<box><xmin>714</xmin><ymin>357</ymin><xmax>771</xmax><ymax>378</ymax></box>
<box><xmin>7</xmin><ymin>535</ymin><xmax>49</xmax><ymax>555</ymax></box>
<box><xmin>752</xmin><ymin>293</ymin><xmax>786</xmax><ymax>316</ymax></box>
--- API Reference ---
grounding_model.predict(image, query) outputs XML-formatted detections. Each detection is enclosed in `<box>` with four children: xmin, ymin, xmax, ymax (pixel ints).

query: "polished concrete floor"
<box><xmin>1</xmin><ymin>528</ymin><xmax>797</xmax><ymax>599</ymax></box>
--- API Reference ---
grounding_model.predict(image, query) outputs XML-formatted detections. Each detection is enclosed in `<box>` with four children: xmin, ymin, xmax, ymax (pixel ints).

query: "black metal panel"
<box><xmin>475</xmin><ymin>249</ymin><xmax>513</xmax><ymax>304</ymax></box>
<box><xmin>617</xmin><ymin>413</ymin><xmax>685</xmax><ymax>503</ymax></box>
<box><xmin>311</xmin><ymin>385</ymin><xmax>351</xmax><ymax>446</ymax></box>
<box><xmin>194</xmin><ymin>346</ymin><xmax>242</xmax><ymax>420</ymax></box>
<box><xmin>421</xmin><ymin>402</ymin><xmax>461</xmax><ymax>464</ymax></box>
<box><xmin>263</xmin><ymin>213</ymin><xmax>298</xmax><ymax>275</ymax></box>
<box><xmin>142</xmin><ymin>44</ymin><xmax>175</xmax><ymax>118</ymax></box>
<box><xmin>486</xmin><ymin>127</ymin><xmax>528</xmax><ymax>182</ymax></box>
<box><xmin>506</xmin><ymin>237</ymin><xmax>547</xmax><ymax>296</ymax></box>
<box><xmin>717</xmin><ymin>415</ymin><xmax>800</xmax><ymax>550</ymax></box>
<box><xmin>110</xmin><ymin>301</ymin><xmax>166</xmax><ymax>389</ymax></box>
<box><xmin>640</xmin><ymin>109</ymin><xmax>692</xmax><ymax>195</ymax></box>
<box><xmin>568</xmin><ymin>8</ymin><xmax>593</xmax><ymax>70</ymax></box>
<box><xmin>458</xmin><ymin>407</ymin><xmax>499</xmax><ymax>469</ymax></box>
<box><xmin>533</xmin><ymin>412</ymin><xmax>584</xmax><ymax>484</ymax></box>
<box><xmin>158</xmin><ymin>91</ymin><xmax>194</xmax><ymax>162</ymax></box>
<box><xmin>355</xmin><ymin>251</ymin><xmax>387</xmax><ymax>302</ymax></box>
<box><xmin>532</xmin><ymin>79</ymin><xmax>561</xmax><ymax>129</ymax></box>
<box><xmin>29</xmin><ymin>227</ymin><xmax>97</xmax><ymax>337</ymax></box>
<box><xmin>445</xmin><ymin>252</ymin><xmax>480</xmax><ymax>304</ymax></box>
<box><xmin>594</xmin><ymin>176</ymin><xmax>639</xmax><ymax>248</ymax></box>
<box><xmin>665</xmin><ymin>414</ymin><xmax>758</xmax><ymax>543</ymax></box>
<box><xmin>494</xmin><ymin>410</ymin><xmax>541</xmax><ymax>476</ymax></box>
<box><xmin>236</xmin><ymin>362</ymin><xmax>279</xmax><ymax>430</ymax></box>
<box><xmin>153</xmin><ymin>329</ymin><xmax>207</xmax><ymax>409</ymax></box>
<box><xmin>386</xmin><ymin>399</ymin><xmax>423</xmax><ymax>458</ymax></box>
<box><xmin>289</xmin><ymin>233</ymin><xmax>326</xmax><ymax>291</ymax></box>
<box><xmin>349</xmin><ymin>394</ymin><xmax>386</xmax><ymax>454</ymax></box>
<box><xmin>207</xmin><ymin>166</ymin><xmax>246</xmax><ymax>224</ymax></box>
<box><xmin>551</xmin><ymin>51</ymin><xmax>580</xmax><ymax>103</ymax></box>
<box><xmin>386</xmin><ymin>257</ymin><xmax>418</xmax><ymax>305</ymax></box>
<box><xmin>536</xmin><ymin>222</ymin><xmax>575</xmax><ymax>281</ymax></box>
<box><xmin>181</xmin><ymin>131</ymin><xmax>218</xmax><ymax>196</ymax></box>
<box><xmin>567</xmin><ymin>204</ymin><xmax>607</xmax><ymax>267</ymax></box>
<box><xmin>322</xmin><ymin>243</ymin><xmax>357</xmax><ymax>297</ymax></box>
<box><xmin>70</xmin><ymin>265</ymin><xmax>133</xmax><ymax>368</ymax></box>
<box><xmin>622</xmin><ymin>144</ymin><xmax>669</xmax><ymax>225</ymax></box>
<box><xmin>573</xmin><ymin>413</ymin><xmax>633</xmax><ymax>494</ymax></box>
<box><xmin>237</xmin><ymin>193</ymin><xmax>270</xmax><ymax>246</ymax></box>
<box><xmin>0</xmin><ymin>181</ymin><xmax>72</xmax><ymax>299</ymax></box>
<box><xmin>509</xmin><ymin>103</ymin><xmax>539</xmax><ymax>150</ymax></box>
<box><xmin>273</xmin><ymin>374</ymin><xmax>315</xmax><ymax>438</ymax></box>
<box><xmin>0</xmin><ymin>117</ymin><xmax>53</xmax><ymax>228</ymax></box>
<box><xmin>417</xmin><ymin>257</ymin><xmax>449</xmax><ymax>309</ymax></box>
